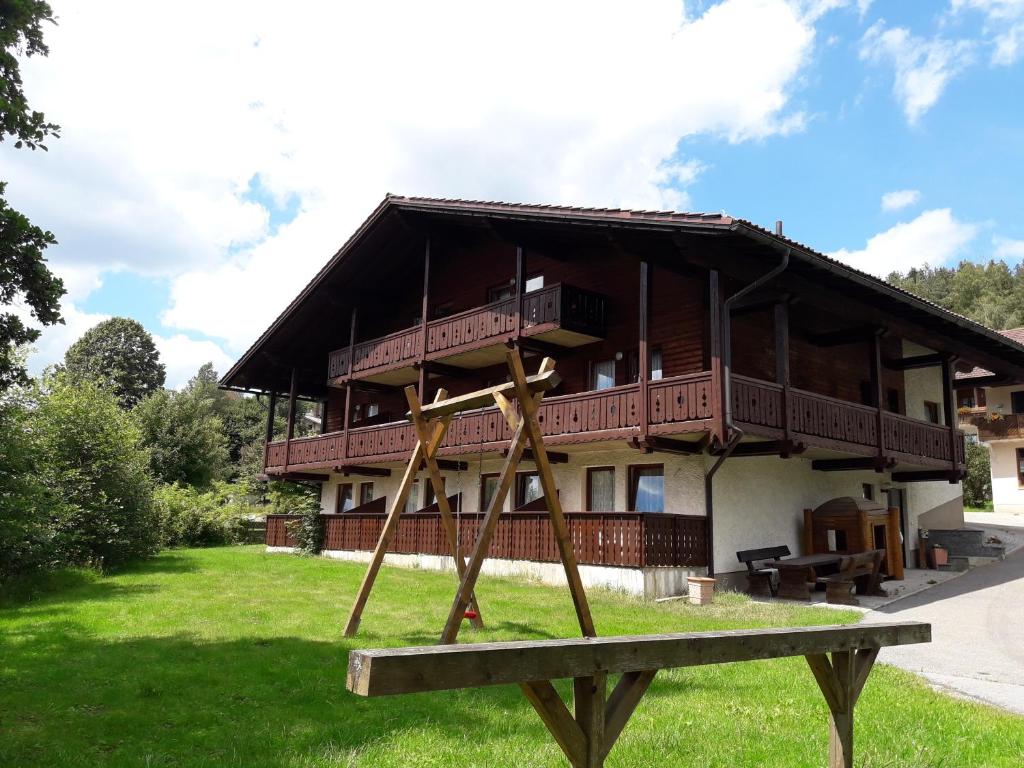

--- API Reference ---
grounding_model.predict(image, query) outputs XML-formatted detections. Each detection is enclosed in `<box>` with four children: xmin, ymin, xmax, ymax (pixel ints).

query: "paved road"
<box><xmin>866</xmin><ymin>543</ymin><xmax>1024</xmax><ymax>714</ymax></box>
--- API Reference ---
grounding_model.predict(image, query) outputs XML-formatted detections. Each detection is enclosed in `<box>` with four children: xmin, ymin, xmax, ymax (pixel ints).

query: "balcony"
<box><xmin>964</xmin><ymin>413</ymin><xmax>1024</xmax><ymax>441</ymax></box>
<box><xmin>266</xmin><ymin>510</ymin><xmax>708</xmax><ymax>568</ymax></box>
<box><xmin>265</xmin><ymin>370</ymin><xmax>964</xmax><ymax>473</ymax></box>
<box><xmin>326</xmin><ymin>283</ymin><xmax>608</xmax><ymax>385</ymax></box>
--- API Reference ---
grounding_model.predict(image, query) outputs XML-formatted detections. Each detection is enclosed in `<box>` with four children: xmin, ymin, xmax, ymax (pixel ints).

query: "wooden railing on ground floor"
<box><xmin>265</xmin><ymin>370</ymin><xmax>964</xmax><ymax>472</ymax></box>
<box><xmin>266</xmin><ymin>511</ymin><xmax>708</xmax><ymax>568</ymax></box>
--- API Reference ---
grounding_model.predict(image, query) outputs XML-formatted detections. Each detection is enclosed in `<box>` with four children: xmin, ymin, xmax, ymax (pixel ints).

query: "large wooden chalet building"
<box><xmin>222</xmin><ymin>196</ymin><xmax>1024</xmax><ymax>593</ymax></box>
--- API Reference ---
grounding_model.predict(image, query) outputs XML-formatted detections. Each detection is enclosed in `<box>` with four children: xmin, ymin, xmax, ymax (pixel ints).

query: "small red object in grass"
<box><xmin>463</xmin><ymin>610</ymin><xmax>478</xmax><ymax>620</ymax></box>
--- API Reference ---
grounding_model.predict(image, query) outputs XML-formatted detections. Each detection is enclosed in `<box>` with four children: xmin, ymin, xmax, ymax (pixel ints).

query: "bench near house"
<box><xmin>221</xmin><ymin>196</ymin><xmax>1024</xmax><ymax>594</ymax></box>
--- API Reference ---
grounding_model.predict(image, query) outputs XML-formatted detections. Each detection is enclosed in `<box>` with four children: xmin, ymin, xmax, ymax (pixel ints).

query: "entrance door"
<box><xmin>886</xmin><ymin>488</ymin><xmax>908</xmax><ymax>567</ymax></box>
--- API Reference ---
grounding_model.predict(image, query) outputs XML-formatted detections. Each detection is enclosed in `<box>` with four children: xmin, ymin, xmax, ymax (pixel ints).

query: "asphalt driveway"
<box><xmin>866</xmin><ymin>541</ymin><xmax>1024</xmax><ymax>714</ymax></box>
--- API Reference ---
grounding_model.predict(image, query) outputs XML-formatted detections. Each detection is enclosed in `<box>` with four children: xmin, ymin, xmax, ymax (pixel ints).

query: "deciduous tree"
<box><xmin>64</xmin><ymin>317</ymin><xmax>165</xmax><ymax>407</ymax></box>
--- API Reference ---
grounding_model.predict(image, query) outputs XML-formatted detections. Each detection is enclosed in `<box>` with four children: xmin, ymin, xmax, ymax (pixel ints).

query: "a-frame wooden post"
<box><xmin>440</xmin><ymin>349</ymin><xmax>596</xmax><ymax>644</ymax></box>
<box><xmin>343</xmin><ymin>388</ymin><xmax>481</xmax><ymax>636</ymax></box>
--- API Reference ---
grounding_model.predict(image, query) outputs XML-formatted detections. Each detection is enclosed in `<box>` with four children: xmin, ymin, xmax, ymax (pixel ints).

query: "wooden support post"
<box><xmin>283</xmin><ymin>368</ymin><xmax>298</xmax><ymax>472</ymax></box>
<box><xmin>708</xmin><ymin>270</ymin><xmax>727</xmax><ymax>448</ymax></box>
<box><xmin>941</xmin><ymin>355</ymin><xmax>958</xmax><ymax>472</ymax></box>
<box><xmin>775</xmin><ymin>301</ymin><xmax>791</xmax><ymax>455</ymax></box>
<box><xmin>439</xmin><ymin>357</ymin><xmax>554</xmax><ymax>644</ymax></box>
<box><xmin>263</xmin><ymin>390</ymin><xmax>277</xmax><ymax>471</ymax></box>
<box><xmin>805</xmin><ymin>648</ymin><xmax>878</xmax><ymax>768</ymax></box>
<box><xmin>341</xmin><ymin>384</ymin><xmax>352</xmax><ymax>460</ymax></box>
<box><xmin>506</xmin><ymin>350</ymin><xmax>596</xmax><ymax>639</ymax></box>
<box><xmin>406</xmin><ymin>385</ymin><xmax>484</xmax><ymax>629</ymax></box>
<box><xmin>886</xmin><ymin>507</ymin><xmax>904</xmax><ymax>580</ymax></box>
<box><xmin>638</xmin><ymin>260</ymin><xmax>650</xmax><ymax>441</ymax></box>
<box><xmin>343</xmin><ymin>389</ymin><xmax>451</xmax><ymax>637</ymax></box>
<box><xmin>869</xmin><ymin>332</ymin><xmax>885</xmax><ymax>464</ymax></box>
<box><xmin>574</xmin><ymin>674</ymin><xmax>607</xmax><ymax>768</ymax></box>
<box><xmin>419</xmin><ymin>238</ymin><xmax>431</xmax><ymax>403</ymax></box>
<box><xmin>514</xmin><ymin>245</ymin><xmax>524</xmax><ymax>338</ymax></box>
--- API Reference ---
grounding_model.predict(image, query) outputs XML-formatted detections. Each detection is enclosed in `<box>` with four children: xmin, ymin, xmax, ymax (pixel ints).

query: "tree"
<box><xmin>962</xmin><ymin>440</ymin><xmax>992</xmax><ymax>509</ymax></box>
<box><xmin>135</xmin><ymin>386</ymin><xmax>229</xmax><ymax>488</ymax></box>
<box><xmin>64</xmin><ymin>317</ymin><xmax>165</xmax><ymax>407</ymax></box>
<box><xmin>32</xmin><ymin>372</ymin><xmax>159</xmax><ymax>569</ymax></box>
<box><xmin>187</xmin><ymin>362</ymin><xmax>265</xmax><ymax>473</ymax></box>
<box><xmin>1</xmin><ymin>0</ymin><xmax>65</xmax><ymax>390</ymax></box>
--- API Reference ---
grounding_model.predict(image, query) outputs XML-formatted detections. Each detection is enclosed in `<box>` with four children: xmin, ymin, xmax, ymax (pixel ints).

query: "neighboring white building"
<box><xmin>958</xmin><ymin>330</ymin><xmax>1024</xmax><ymax>514</ymax></box>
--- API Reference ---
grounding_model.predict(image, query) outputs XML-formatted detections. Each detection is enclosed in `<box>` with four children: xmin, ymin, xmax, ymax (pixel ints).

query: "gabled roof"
<box><xmin>956</xmin><ymin>328</ymin><xmax>1024</xmax><ymax>382</ymax></box>
<box><xmin>221</xmin><ymin>194</ymin><xmax>1024</xmax><ymax>393</ymax></box>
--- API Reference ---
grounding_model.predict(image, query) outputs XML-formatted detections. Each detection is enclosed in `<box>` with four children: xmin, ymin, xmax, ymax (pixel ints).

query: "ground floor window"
<box><xmin>586</xmin><ymin>467</ymin><xmax>615</xmax><ymax>511</ymax></box>
<box><xmin>359</xmin><ymin>482</ymin><xmax>374</xmax><ymax>506</ymax></box>
<box><xmin>629</xmin><ymin>464</ymin><xmax>664</xmax><ymax>512</ymax></box>
<box><xmin>405</xmin><ymin>480</ymin><xmax>420</xmax><ymax>513</ymax></box>
<box><xmin>336</xmin><ymin>483</ymin><xmax>354</xmax><ymax>513</ymax></box>
<box><xmin>480</xmin><ymin>473</ymin><xmax>499</xmax><ymax>511</ymax></box>
<box><xmin>1017</xmin><ymin>448</ymin><xmax>1024</xmax><ymax>488</ymax></box>
<box><xmin>516</xmin><ymin>471</ymin><xmax>543</xmax><ymax>508</ymax></box>
<box><xmin>424</xmin><ymin>476</ymin><xmax>444</xmax><ymax>507</ymax></box>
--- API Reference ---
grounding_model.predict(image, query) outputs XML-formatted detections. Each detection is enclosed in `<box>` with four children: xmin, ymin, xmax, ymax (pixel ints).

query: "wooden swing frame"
<box><xmin>343</xmin><ymin>348</ymin><xmax>596</xmax><ymax>644</ymax></box>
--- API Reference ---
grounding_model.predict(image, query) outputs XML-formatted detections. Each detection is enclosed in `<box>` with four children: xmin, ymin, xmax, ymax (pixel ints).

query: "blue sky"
<box><xmin>5</xmin><ymin>0</ymin><xmax>1024</xmax><ymax>387</ymax></box>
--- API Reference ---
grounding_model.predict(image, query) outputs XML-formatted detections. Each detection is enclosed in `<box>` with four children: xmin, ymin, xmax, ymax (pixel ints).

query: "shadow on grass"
<box><xmin>0</xmin><ymin>630</ymin><xmax>545</xmax><ymax>767</ymax></box>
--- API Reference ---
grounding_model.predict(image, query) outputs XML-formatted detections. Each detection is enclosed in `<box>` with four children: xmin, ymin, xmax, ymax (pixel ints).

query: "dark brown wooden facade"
<box><xmin>222</xmin><ymin>197</ymin><xmax>1024</xmax><ymax>492</ymax></box>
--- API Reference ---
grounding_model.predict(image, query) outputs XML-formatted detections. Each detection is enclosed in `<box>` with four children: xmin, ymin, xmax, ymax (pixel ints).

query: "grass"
<box><xmin>1</xmin><ymin>548</ymin><xmax>1022</xmax><ymax>767</ymax></box>
<box><xmin>965</xmin><ymin>503</ymin><xmax>995</xmax><ymax>514</ymax></box>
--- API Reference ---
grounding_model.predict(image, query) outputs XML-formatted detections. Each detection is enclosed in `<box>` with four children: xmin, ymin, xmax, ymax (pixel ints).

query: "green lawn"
<box><xmin>2</xmin><ymin>548</ymin><xmax>1022</xmax><ymax>767</ymax></box>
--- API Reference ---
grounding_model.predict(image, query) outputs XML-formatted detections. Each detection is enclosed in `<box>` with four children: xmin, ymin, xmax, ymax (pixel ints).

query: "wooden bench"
<box><xmin>347</xmin><ymin>621</ymin><xmax>931</xmax><ymax>768</ymax></box>
<box><xmin>736</xmin><ymin>545</ymin><xmax>791</xmax><ymax>596</ymax></box>
<box><xmin>819</xmin><ymin>550</ymin><xmax>885</xmax><ymax>606</ymax></box>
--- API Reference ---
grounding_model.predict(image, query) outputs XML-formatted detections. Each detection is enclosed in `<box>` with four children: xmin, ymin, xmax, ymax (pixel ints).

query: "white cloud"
<box><xmin>829</xmin><ymin>208</ymin><xmax>978</xmax><ymax>276</ymax></box>
<box><xmin>859</xmin><ymin>22</ymin><xmax>973</xmax><ymax>124</ymax></box>
<box><xmin>994</xmin><ymin>235</ymin><xmax>1024</xmax><ymax>260</ymax></box>
<box><xmin>880</xmin><ymin>189</ymin><xmax>921</xmax><ymax>212</ymax></box>
<box><xmin>951</xmin><ymin>0</ymin><xmax>1024</xmax><ymax>65</ymax></box>
<box><xmin>154</xmin><ymin>334</ymin><xmax>234</xmax><ymax>390</ymax></box>
<box><xmin>858</xmin><ymin>0</ymin><xmax>874</xmax><ymax>18</ymax></box>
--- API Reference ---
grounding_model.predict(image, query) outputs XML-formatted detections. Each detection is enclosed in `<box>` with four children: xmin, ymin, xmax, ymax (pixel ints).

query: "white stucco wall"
<box><xmin>982</xmin><ymin>384</ymin><xmax>1024</xmax><ymax>415</ymax></box>
<box><xmin>989</xmin><ymin>440</ymin><xmax>1024</xmax><ymax>513</ymax></box>
<box><xmin>902</xmin><ymin>341</ymin><xmax>947</xmax><ymax>424</ymax></box>
<box><xmin>316</xmin><ymin>440</ymin><xmax>964</xmax><ymax>580</ymax></box>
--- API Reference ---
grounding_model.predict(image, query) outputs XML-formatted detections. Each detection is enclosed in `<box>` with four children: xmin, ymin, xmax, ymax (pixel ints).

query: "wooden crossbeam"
<box><xmin>504</xmin><ymin>448</ymin><xmax>570</xmax><ymax>464</ymax></box>
<box><xmin>347</xmin><ymin>622</ymin><xmax>930</xmax><ymax>768</ymax></box>
<box><xmin>347</xmin><ymin>622</ymin><xmax>929</xmax><ymax>696</ymax></box>
<box><xmin>411</xmin><ymin>369</ymin><xmax>561</xmax><ymax>420</ymax></box>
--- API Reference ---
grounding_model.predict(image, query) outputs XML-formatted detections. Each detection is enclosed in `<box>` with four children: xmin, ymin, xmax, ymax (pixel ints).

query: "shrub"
<box><xmin>153</xmin><ymin>482</ymin><xmax>263</xmax><ymax>548</ymax></box>
<box><xmin>32</xmin><ymin>374</ymin><xmax>159</xmax><ymax>570</ymax></box>
<box><xmin>962</xmin><ymin>440</ymin><xmax>992</xmax><ymax>508</ymax></box>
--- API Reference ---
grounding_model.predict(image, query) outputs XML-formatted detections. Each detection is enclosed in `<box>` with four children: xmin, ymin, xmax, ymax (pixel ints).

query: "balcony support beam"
<box><xmin>338</xmin><ymin>465</ymin><xmax>393</xmax><ymax>478</ymax></box>
<box><xmin>416</xmin><ymin>360</ymin><xmax>473</xmax><ymax>379</ymax></box>
<box><xmin>809</xmin><ymin>325</ymin><xmax>886</xmax><ymax>347</ymax></box>
<box><xmin>883</xmin><ymin>353</ymin><xmax>943</xmax><ymax>371</ymax></box>
<box><xmin>941</xmin><ymin>355</ymin><xmax>959</xmax><ymax>471</ymax></box>
<box><xmin>775</xmin><ymin>301</ymin><xmax>791</xmax><ymax>455</ymax></box>
<box><xmin>517</xmin><ymin>336</ymin><xmax>565</xmax><ymax>359</ymax></box>
<box><xmin>284</xmin><ymin>367</ymin><xmax>298</xmax><ymax>472</ymax></box>
<box><xmin>638</xmin><ymin>260</ymin><xmax>650</xmax><ymax>441</ymax></box>
<box><xmin>891</xmin><ymin>470</ymin><xmax>964</xmax><ymax>484</ymax></box>
<box><xmin>708</xmin><ymin>270</ymin><xmax>727</xmax><ymax>449</ymax></box>
<box><xmin>812</xmin><ymin>457</ymin><xmax>892</xmax><ymax>473</ymax></box>
<box><xmin>869</xmin><ymin>331</ymin><xmax>886</xmax><ymax>466</ymax></box>
<box><xmin>631</xmin><ymin>435</ymin><xmax>707</xmax><ymax>456</ymax></box>
<box><xmin>505</xmin><ymin>448</ymin><xmax>570</xmax><ymax>464</ymax></box>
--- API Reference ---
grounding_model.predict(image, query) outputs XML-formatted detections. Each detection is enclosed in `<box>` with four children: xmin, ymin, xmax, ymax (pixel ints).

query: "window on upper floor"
<box><xmin>524</xmin><ymin>273</ymin><xmax>545</xmax><ymax>293</ymax></box>
<box><xmin>650</xmin><ymin>348</ymin><xmax>664</xmax><ymax>381</ymax></box>
<box><xmin>488</xmin><ymin>281</ymin><xmax>515</xmax><ymax>303</ymax></box>
<box><xmin>1017</xmin><ymin>448</ymin><xmax>1024</xmax><ymax>487</ymax></box>
<box><xmin>590</xmin><ymin>360</ymin><xmax>616</xmax><ymax>391</ymax></box>
<box><xmin>1012</xmin><ymin>391</ymin><xmax>1024</xmax><ymax>415</ymax></box>
<box><xmin>924</xmin><ymin>401</ymin><xmax>940</xmax><ymax>424</ymax></box>
<box><xmin>887</xmin><ymin>388</ymin><xmax>900</xmax><ymax>413</ymax></box>
<box><xmin>862</xmin><ymin>483</ymin><xmax>874</xmax><ymax>501</ymax></box>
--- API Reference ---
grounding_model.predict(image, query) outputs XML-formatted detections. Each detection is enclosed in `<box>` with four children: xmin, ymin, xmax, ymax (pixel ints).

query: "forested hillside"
<box><xmin>888</xmin><ymin>261</ymin><xmax>1024</xmax><ymax>331</ymax></box>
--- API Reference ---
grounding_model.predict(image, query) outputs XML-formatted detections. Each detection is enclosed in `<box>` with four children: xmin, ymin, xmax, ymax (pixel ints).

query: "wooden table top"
<box><xmin>770</xmin><ymin>553</ymin><xmax>843</xmax><ymax>568</ymax></box>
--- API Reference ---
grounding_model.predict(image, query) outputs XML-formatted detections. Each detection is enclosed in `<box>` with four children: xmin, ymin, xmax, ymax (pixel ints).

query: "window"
<box><xmin>424</xmin><ymin>477</ymin><xmax>445</xmax><ymax>507</ymax></box>
<box><xmin>479</xmin><ymin>473</ymin><xmax>499</xmax><ymax>511</ymax></box>
<box><xmin>336</xmin><ymin>483</ymin><xmax>354</xmax><ymax>513</ymax></box>
<box><xmin>958</xmin><ymin>390</ymin><xmax>976</xmax><ymax>409</ymax></box>
<box><xmin>433</xmin><ymin>302</ymin><xmax>454</xmax><ymax>319</ymax></box>
<box><xmin>650</xmin><ymin>348</ymin><xmax>663</xmax><ymax>381</ymax></box>
<box><xmin>359</xmin><ymin>483</ymin><xmax>375</xmax><ymax>506</ymax></box>
<box><xmin>515</xmin><ymin>472</ymin><xmax>543</xmax><ymax>508</ymax></box>
<box><xmin>887</xmin><ymin>388</ymin><xmax>900</xmax><ymax>413</ymax></box>
<box><xmin>367</xmin><ymin>403</ymin><xmax>379</xmax><ymax>419</ymax></box>
<box><xmin>924</xmin><ymin>401</ymin><xmax>940</xmax><ymax>424</ymax></box>
<box><xmin>524</xmin><ymin>273</ymin><xmax>545</xmax><ymax>293</ymax></box>
<box><xmin>405</xmin><ymin>480</ymin><xmax>420</xmax><ymax>513</ymax></box>
<box><xmin>859</xmin><ymin>381</ymin><xmax>873</xmax><ymax>407</ymax></box>
<box><xmin>488</xmin><ymin>281</ymin><xmax>515</xmax><ymax>303</ymax></box>
<box><xmin>629</xmin><ymin>465</ymin><xmax>664</xmax><ymax>512</ymax></box>
<box><xmin>586</xmin><ymin>467</ymin><xmax>616</xmax><ymax>512</ymax></box>
<box><xmin>590</xmin><ymin>360</ymin><xmax>616</xmax><ymax>391</ymax></box>
<box><xmin>1017</xmin><ymin>448</ymin><xmax>1024</xmax><ymax>488</ymax></box>
<box><xmin>977</xmin><ymin>388</ymin><xmax>987</xmax><ymax>408</ymax></box>
<box><xmin>1012</xmin><ymin>391</ymin><xmax>1024</xmax><ymax>415</ymax></box>
<box><xmin>861</xmin><ymin>483</ymin><xmax>874</xmax><ymax>501</ymax></box>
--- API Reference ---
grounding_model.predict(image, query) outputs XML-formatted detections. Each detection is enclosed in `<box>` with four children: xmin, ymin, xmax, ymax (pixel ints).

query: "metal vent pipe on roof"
<box><xmin>775</xmin><ymin>220</ymin><xmax>783</xmax><ymax>236</ymax></box>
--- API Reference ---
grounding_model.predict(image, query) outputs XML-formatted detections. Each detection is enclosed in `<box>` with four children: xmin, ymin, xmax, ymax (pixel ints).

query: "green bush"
<box><xmin>32</xmin><ymin>374</ymin><xmax>159</xmax><ymax>570</ymax></box>
<box><xmin>962</xmin><ymin>439</ymin><xmax>992</xmax><ymax>508</ymax></box>
<box><xmin>154</xmin><ymin>482</ymin><xmax>263</xmax><ymax>548</ymax></box>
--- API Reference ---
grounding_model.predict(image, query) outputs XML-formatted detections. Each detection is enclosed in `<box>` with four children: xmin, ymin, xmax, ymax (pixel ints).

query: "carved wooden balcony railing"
<box><xmin>266</xmin><ymin>511</ymin><xmax>708</xmax><ymax>568</ymax></box>
<box><xmin>327</xmin><ymin>283</ymin><xmax>608</xmax><ymax>384</ymax></box>
<box><xmin>964</xmin><ymin>413</ymin><xmax>1024</xmax><ymax>441</ymax></box>
<box><xmin>265</xmin><ymin>372</ymin><xmax>965</xmax><ymax>473</ymax></box>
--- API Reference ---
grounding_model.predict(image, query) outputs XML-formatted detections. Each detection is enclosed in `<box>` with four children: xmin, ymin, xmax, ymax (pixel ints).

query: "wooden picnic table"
<box><xmin>769</xmin><ymin>553</ymin><xmax>843</xmax><ymax>601</ymax></box>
